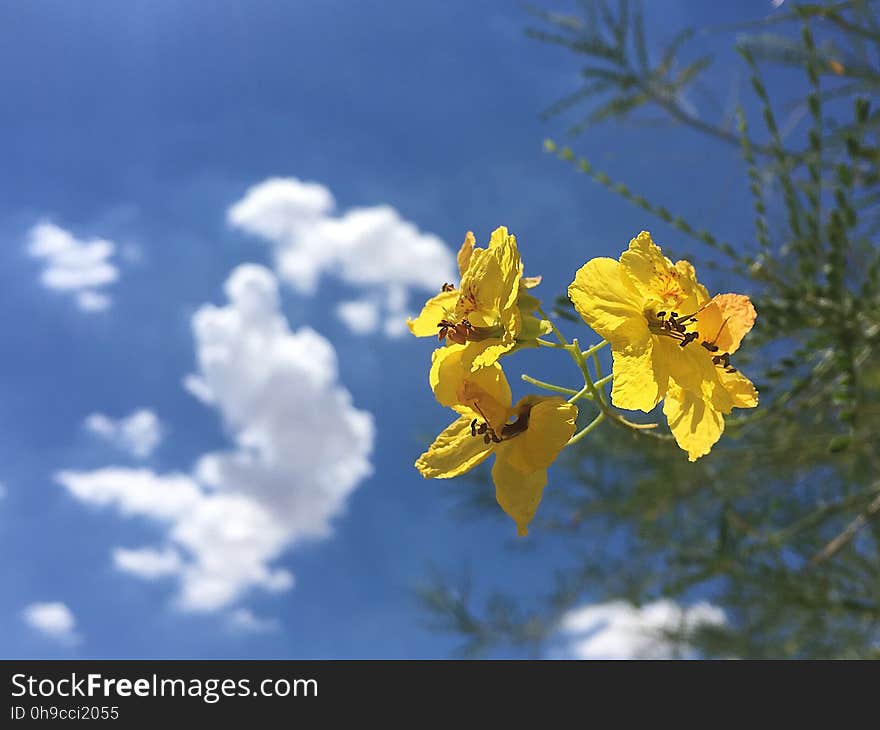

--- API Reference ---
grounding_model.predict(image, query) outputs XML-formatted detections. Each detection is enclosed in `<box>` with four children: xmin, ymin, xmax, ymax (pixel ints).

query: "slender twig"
<box><xmin>521</xmin><ymin>375</ymin><xmax>580</xmax><ymax>396</ymax></box>
<box><xmin>567</xmin><ymin>412</ymin><xmax>606</xmax><ymax>446</ymax></box>
<box><xmin>809</xmin><ymin>492</ymin><xmax>880</xmax><ymax>566</ymax></box>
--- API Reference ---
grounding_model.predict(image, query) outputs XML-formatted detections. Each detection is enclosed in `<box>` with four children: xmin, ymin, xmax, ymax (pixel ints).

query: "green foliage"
<box><xmin>418</xmin><ymin>1</ymin><xmax>880</xmax><ymax>658</ymax></box>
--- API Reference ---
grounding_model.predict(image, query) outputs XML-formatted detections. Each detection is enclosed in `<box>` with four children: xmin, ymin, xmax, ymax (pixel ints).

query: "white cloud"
<box><xmin>76</xmin><ymin>290</ymin><xmax>112</xmax><ymax>312</ymax></box>
<box><xmin>557</xmin><ymin>599</ymin><xmax>726</xmax><ymax>660</ymax></box>
<box><xmin>226</xmin><ymin>608</ymin><xmax>281</xmax><ymax>635</ymax></box>
<box><xmin>26</xmin><ymin>222</ymin><xmax>119</xmax><ymax>312</ymax></box>
<box><xmin>58</xmin><ymin>264</ymin><xmax>374</xmax><ymax>613</ymax></box>
<box><xmin>112</xmin><ymin>547</ymin><xmax>183</xmax><ymax>579</ymax></box>
<box><xmin>227</xmin><ymin>177</ymin><xmax>456</xmax><ymax>336</ymax></box>
<box><xmin>58</xmin><ymin>468</ymin><xmax>202</xmax><ymax>521</ymax></box>
<box><xmin>335</xmin><ymin>299</ymin><xmax>380</xmax><ymax>336</ymax></box>
<box><xmin>21</xmin><ymin>602</ymin><xmax>81</xmax><ymax>646</ymax></box>
<box><xmin>84</xmin><ymin>409</ymin><xmax>163</xmax><ymax>459</ymax></box>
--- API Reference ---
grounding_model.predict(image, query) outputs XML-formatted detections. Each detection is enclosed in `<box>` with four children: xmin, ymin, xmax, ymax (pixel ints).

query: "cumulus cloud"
<box><xmin>227</xmin><ymin>177</ymin><xmax>456</xmax><ymax>336</ymax></box>
<box><xmin>112</xmin><ymin>547</ymin><xmax>184</xmax><ymax>579</ymax></box>
<box><xmin>557</xmin><ymin>599</ymin><xmax>726</xmax><ymax>659</ymax></box>
<box><xmin>25</xmin><ymin>222</ymin><xmax>119</xmax><ymax>312</ymax></box>
<box><xmin>335</xmin><ymin>299</ymin><xmax>380</xmax><ymax>336</ymax></box>
<box><xmin>21</xmin><ymin>602</ymin><xmax>81</xmax><ymax>646</ymax></box>
<box><xmin>226</xmin><ymin>608</ymin><xmax>281</xmax><ymax>635</ymax></box>
<box><xmin>84</xmin><ymin>409</ymin><xmax>163</xmax><ymax>459</ymax></box>
<box><xmin>58</xmin><ymin>264</ymin><xmax>374</xmax><ymax>613</ymax></box>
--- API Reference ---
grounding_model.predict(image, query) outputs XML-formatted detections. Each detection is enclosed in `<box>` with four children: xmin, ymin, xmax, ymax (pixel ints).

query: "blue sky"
<box><xmin>1</xmin><ymin>0</ymin><xmax>782</xmax><ymax>658</ymax></box>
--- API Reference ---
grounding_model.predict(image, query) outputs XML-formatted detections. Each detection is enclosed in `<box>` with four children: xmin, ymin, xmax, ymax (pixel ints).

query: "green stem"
<box><xmin>594</xmin><ymin>373</ymin><xmax>613</xmax><ymax>389</ymax></box>
<box><xmin>521</xmin><ymin>375</ymin><xmax>580</xmax><ymax>396</ymax></box>
<box><xmin>581</xmin><ymin>339</ymin><xmax>609</xmax><ymax>359</ymax></box>
<box><xmin>570</xmin><ymin>337</ymin><xmax>658</xmax><ymax>432</ymax></box>
<box><xmin>567</xmin><ymin>374</ymin><xmax>612</xmax><ymax>404</ymax></box>
<box><xmin>567</xmin><ymin>412</ymin><xmax>606</xmax><ymax>446</ymax></box>
<box><xmin>537</xmin><ymin>306</ymin><xmax>571</xmax><ymax>346</ymax></box>
<box><xmin>521</xmin><ymin>373</ymin><xmax>612</xmax><ymax>402</ymax></box>
<box><xmin>535</xmin><ymin>338</ymin><xmax>565</xmax><ymax>349</ymax></box>
<box><xmin>534</xmin><ymin>311</ymin><xmax>656</xmax><ymax>438</ymax></box>
<box><xmin>590</xmin><ymin>351</ymin><xmax>606</xmax><ymax>405</ymax></box>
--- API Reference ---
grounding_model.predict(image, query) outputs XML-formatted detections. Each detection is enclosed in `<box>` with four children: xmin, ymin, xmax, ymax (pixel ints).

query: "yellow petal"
<box><xmin>407</xmin><ymin>290</ymin><xmax>459</xmax><ymax>337</ymax></box>
<box><xmin>429</xmin><ymin>344</ymin><xmax>511</xmax><ymax>432</ymax></box>
<box><xmin>568</xmin><ymin>257</ymin><xmax>646</xmax><ymax>347</ymax></box>
<box><xmin>492</xmin><ymin>227</ymin><xmax>523</xmax><ymax>314</ymax></box>
<box><xmin>456</xmin><ymin>248</ymin><xmax>504</xmax><ymax>326</ymax></box>
<box><xmin>467</xmin><ymin>303</ymin><xmax>522</xmax><ymax>371</ymax></box>
<box><xmin>695</xmin><ymin>293</ymin><xmax>757</xmax><ymax>355</ymax></box>
<box><xmin>654</xmin><ymin>336</ymin><xmax>721</xmax><ymax>403</ymax></box>
<box><xmin>719</xmin><ymin>369</ymin><xmax>759</xmax><ymax>410</ymax></box>
<box><xmin>487</xmin><ymin>225</ymin><xmax>510</xmax><ymax>251</ymax></box>
<box><xmin>457</xmin><ymin>231</ymin><xmax>475</xmax><ymax>277</ymax></box>
<box><xmin>674</xmin><ymin>259</ymin><xmax>711</xmax><ymax>307</ymax></box>
<box><xmin>469</xmin><ymin>339</ymin><xmax>516</xmax><ymax>371</ymax></box>
<box><xmin>494</xmin><ymin>396</ymin><xmax>577</xmax><ymax>473</ymax></box>
<box><xmin>663</xmin><ymin>384</ymin><xmax>725</xmax><ymax>462</ymax></box>
<box><xmin>416</xmin><ymin>415</ymin><xmax>494</xmax><ymax>478</ymax></box>
<box><xmin>491</xmin><ymin>458</ymin><xmax>547</xmax><ymax>536</ymax></box>
<box><xmin>610</xmin><ymin>338</ymin><xmax>667</xmax><ymax>412</ymax></box>
<box><xmin>620</xmin><ymin>231</ymin><xmax>703</xmax><ymax>315</ymax></box>
<box><xmin>521</xmin><ymin>275</ymin><xmax>542</xmax><ymax>289</ymax></box>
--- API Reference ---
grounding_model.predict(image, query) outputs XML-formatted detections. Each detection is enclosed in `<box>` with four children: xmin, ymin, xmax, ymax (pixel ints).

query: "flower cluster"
<box><xmin>410</xmin><ymin>227</ymin><xmax>577</xmax><ymax>535</ymax></box>
<box><xmin>411</xmin><ymin>228</ymin><xmax>758</xmax><ymax>533</ymax></box>
<box><xmin>568</xmin><ymin>231</ymin><xmax>758</xmax><ymax>461</ymax></box>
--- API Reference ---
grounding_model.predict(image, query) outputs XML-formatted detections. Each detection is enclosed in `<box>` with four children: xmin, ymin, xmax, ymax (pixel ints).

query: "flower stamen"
<box><xmin>470</xmin><ymin>403</ymin><xmax>502</xmax><ymax>444</ymax></box>
<box><xmin>649</xmin><ymin>309</ymin><xmax>700</xmax><ymax>347</ymax></box>
<box><xmin>437</xmin><ymin>318</ymin><xmax>475</xmax><ymax>344</ymax></box>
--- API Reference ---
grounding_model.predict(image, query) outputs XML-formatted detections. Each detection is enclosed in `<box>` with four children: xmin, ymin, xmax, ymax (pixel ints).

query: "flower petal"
<box><xmin>663</xmin><ymin>384</ymin><xmax>725</xmax><ymax>462</ymax></box>
<box><xmin>429</xmin><ymin>344</ymin><xmax>511</xmax><ymax>432</ymax></box>
<box><xmin>718</xmin><ymin>369</ymin><xmax>759</xmax><ymax>410</ymax></box>
<box><xmin>610</xmin><ymin>338</ymin><xmax>667</xmax><ymax>411</ymax></box>
<box><xmin>654</xmin><ymin>336</ymin><xmax>721</xmax><ymax>402</ymax></box>
<box><xmin>494</xmin><ymin>396</ymin><xmax>577</xmax><ymax>473</ymax></box>
<box><xmin>695</xmin><ymin>293</ymin><xmax>757</xmax><ymax>355</ymax></box>
<box><xmin>620</xmin><ymin>231</ymin><xmax>704</xmax><ymax>315</ymax></box>
<box><xmin>456</xmin><ymin>248</ymin><xmax>504</xmax><ymax>327</ymax></box>
<box><xmin>488</xmin><ymin>226</ymin><xmax>523</xmax><ymax>313</ymax></box>
<box><xmin>457</xmin><ymin>231</ymin><xmax>476</xmax><ymax>277</ymax></box>
<box><xmin>674</xmin><ymin>259</ymin><xmax>711</xmax><ymax>307</ymax></box>
<box><xmin>407</xmin><ymin>290</ymin><xmax>459</xmax><ymax>337</ymax></box>
<box><xmin>491</xmin><ymin>458</ymin><xmax>548</xmax><ymax>536</ymax></box>
<box><xmin>416</xmin><ymin>415</ymin><xmax>494</xmax><ymax>478</ymax></box>
<box><xmin>568</xmin><ymin>257</ymin><xmax>646</xmax><ymax>346</ymax></box>
<box><xmin>469</xmin><ymin>339</ymin><xmax>516</xmax><ymax>371</ymax></box>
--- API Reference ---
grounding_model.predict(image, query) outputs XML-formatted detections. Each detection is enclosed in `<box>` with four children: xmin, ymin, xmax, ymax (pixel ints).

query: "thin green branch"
<box><xmin>567</xmin><ymin>412</ymin><xmax>606</xmax><ymax>445</ymax></box>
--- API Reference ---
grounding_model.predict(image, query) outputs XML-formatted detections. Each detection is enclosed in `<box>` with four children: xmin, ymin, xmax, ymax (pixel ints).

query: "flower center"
<box><xmin>436</xmin><ymin>319</ymin><xmax>503</xmax><ymax>345</ymax></box>
<box><xmin>469</xmin><ymin>406</ymin><xmax>530</xmax><ymax>445</ymax></box>
<box><xmin>654</xmin><ymin>272</ymin><xmax>686</xmax><ymax>304</ymax></box>
<box><xmin>648</xmin><ymin>310</ymin><xmax>739</xmax><ymax>373</ymax></box>
<box><xmin>433</xmin><ymin>283</ymin><xmax>504</xmax><ymax>344</ymax></box>
<box><xmin>648</xmin><ymin>310</ymin><xmax>700</xmax><ymax>347</ymax></box>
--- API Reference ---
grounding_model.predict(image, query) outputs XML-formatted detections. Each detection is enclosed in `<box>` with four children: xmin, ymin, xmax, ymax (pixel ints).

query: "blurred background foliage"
<box><xmin>417</xmin><ymin>0</ymin><xmax>880</xmax><ymax>658</ymax></box>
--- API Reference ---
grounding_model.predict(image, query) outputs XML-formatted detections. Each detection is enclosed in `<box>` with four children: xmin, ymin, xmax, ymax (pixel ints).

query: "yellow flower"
<box><xmin>408</xmin><ymin>227</ymin><xmax>549</xmax><ymax>370</ymax></box>
<box><xmin>568</xmin><ymin>231</ymin><xmax>758</xmax><ymax>461</ymax></box>
<box><xmin>415</xmin><ymin>346</ymin><xmax>577</xmax><ymax>535</ymax></box>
